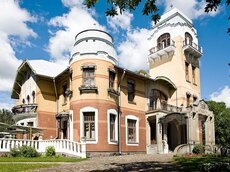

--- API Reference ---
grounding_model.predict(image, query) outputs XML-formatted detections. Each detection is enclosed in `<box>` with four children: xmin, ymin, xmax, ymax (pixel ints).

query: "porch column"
<box><xmin>146</xmin><ymin>117</ymin><xmax>151</xmax><ymax>145</ymax></box>
<box><xmin>162</xmin><ymin>123</ymin><xmax>168</xmax><ymax>153</ymax></box>
<box><xmin>156</xmin><ymin>115</ymin><xmax>162</xmax><ymax>153</ymax></box>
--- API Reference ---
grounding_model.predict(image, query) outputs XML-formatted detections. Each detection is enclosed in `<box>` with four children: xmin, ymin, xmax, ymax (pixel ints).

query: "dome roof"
<box><xmin>71</xmin><ymin>29</ymin><xmax>117</xmax><ymax>64</ymax></box>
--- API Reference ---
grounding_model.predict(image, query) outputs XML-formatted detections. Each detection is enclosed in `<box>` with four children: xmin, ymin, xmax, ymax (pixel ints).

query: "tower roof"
<box><xmin>154</xmin><ymin>8</ymin><xmax>193</xmax><ymax>28</ymax></box>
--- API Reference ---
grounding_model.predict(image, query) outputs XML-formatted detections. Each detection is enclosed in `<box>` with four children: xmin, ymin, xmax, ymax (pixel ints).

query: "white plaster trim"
<box><xmin>107</xmin><ymin>109</ymin><xmax>118</xmax><ymax>145</ymax></box>
<box><xmin>125</xmin><ymin>115</ymin><xmax>139</xmax><ymax>146</ymax></box>
<box><xmin>80</xmin><ymin>106</ymin><xmax>98</xmax><ymax>144</ymax></box>
<box><xmin>16</xmin><ymin>118</ymin><xmax>37</xmax><ymax>127</ymax></box>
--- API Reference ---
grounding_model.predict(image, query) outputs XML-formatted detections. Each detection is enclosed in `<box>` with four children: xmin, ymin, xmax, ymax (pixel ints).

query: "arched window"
<box><xmin>185</xmin><ymin>32</ymin><xmax>193</xmax><ymax>45</ymax></box>
<box><xmin>157</xmin><ymin>33</ymin><xmax>170</xmax><ymax>50</ymax></box>
<box><xmin>22</xmin><ymin>99</ymin><xmax>25</xmax><ymax>104</ymax></box>
<box><xmin>149</xmin><ymin>89</ymin><xmax>167</xmax><ymax>110</ymax></box>
<box><xmin>27</xmin><ymin>95</ymin><xmax>30</xmax><ymax>104</ymax></box>
<box><xmin>32</xmin><ymin>91</ymin><xmax>35</xmax><ymax>104</ymax></box>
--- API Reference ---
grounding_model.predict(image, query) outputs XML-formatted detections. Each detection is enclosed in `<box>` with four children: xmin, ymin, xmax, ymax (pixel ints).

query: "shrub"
<box><xmin>10</xmin><ymin>146</ymin><xmax>40</xmax><ymax>157</ymax></box>
<box><xmin>10</xmin><ymin>147</ymin><xmax>20</xmax><ymax>157</ymax></box>
<box><xmin>200</xmin><ymin>162</ymin><xmax>230</xmax><ymax>172</ymax></box>
<box><xmin>45</xmin><ymin>146</ymin><xmax>56</xmax><ymax>157</ymax></box>
<box><xmin>193</xmin><ymin>144</ymin><xmax>204</xmax><ymax>154</ymax></box>
<box><xmin>18</xmin><ymin>145</ymin><xmax>40</xmax><ymax>157</ymax></box>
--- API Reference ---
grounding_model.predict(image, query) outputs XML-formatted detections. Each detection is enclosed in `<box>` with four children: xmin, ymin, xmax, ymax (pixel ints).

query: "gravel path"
<box><xmin>33</xmin><ymin>153</ymin><xmax>182</xmax><ymax>172</ymax></box>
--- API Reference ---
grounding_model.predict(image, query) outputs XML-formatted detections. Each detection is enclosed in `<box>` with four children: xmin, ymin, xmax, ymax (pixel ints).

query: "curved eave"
<box><xmin>154</xmin><ymin>76</ymin><xmax>177</xmax><ymax>91</ymax></box>
<box><xmin>11</xmin><ymin>60</ymin><xmax>34</xmax><ymax>99</ymax></box>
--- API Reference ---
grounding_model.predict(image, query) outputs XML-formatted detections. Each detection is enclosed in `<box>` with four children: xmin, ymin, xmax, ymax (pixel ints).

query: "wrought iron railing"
<box><xmin>183</xmin><ymin>40</ymin><xmax>202</xmax><ymax>54</ymax></box>
<box><xmin>149</xmin><ymin>39</ymin><xmax>175</xmax><ymax>55</ymax></box>
<box><xmin>12</xmin><ymin>104</ymin><xmax>38</xmax><ymax>115</ymax></box>
<box><xmin>148</xmin><ymin>103</ymin><xmax>182</xmax><ymax>113</ymax></box>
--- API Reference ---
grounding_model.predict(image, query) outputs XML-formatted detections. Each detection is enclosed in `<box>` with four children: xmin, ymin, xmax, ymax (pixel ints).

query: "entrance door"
<box><xmin>167</xmin><ymin>120</ymin><xmax>180</xmax><ymax>151</ymax></box>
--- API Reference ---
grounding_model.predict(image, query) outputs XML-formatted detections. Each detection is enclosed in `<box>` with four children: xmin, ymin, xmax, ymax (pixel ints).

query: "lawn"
<box><xmin>0</xmin><ymin>156</ymin><xmax>85</xmax><ymax>162</ymax></box>
<box><xmin>174</xmin><ymin>155</ymin><xmax>230</xmax><ymax>172</ymax></box>
<box><xmin>0</xmin><ymin>164</ymin><xmax>57</xmax><ymax>172</ymax></box>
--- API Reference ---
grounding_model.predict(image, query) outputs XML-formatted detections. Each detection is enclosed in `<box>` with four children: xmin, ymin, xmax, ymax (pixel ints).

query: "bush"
<box><xmin>10</xmin><ymin>147</ymin><xmax>20</xmax><ymax>157</ymax></box>
<box><xmin>10</xmin><ymin>146</ymin><xmax>40</xmax><ymax>157</ymax></box>
<box><xmin>193</xmin><ymin>144</ymin><xmax>205</xmax><ymax>154</ymax></box>
<box><xmin>200</xmin><ymin>162</ymin><xmax>230</xmax><ymax>172</ymax></box>
<box><xmin>45</xmin><ymin>146</ymin><xmax>56</xmax><ymax>157</ymax></box>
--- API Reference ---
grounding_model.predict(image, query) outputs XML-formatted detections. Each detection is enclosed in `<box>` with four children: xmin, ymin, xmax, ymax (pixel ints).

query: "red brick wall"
<box><xmin>37</xmin><ymin>111</ymin><xmax>56</xmax><ymax>139</ymax></box>
<box><xmin>71</xmin><ymin>100</ymin><xmax>146</xmax><ymax>153</ymax></box>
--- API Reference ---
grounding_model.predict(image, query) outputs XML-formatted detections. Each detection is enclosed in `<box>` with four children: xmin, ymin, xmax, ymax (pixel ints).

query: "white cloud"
<box><xmin>0</xmin><ymin>0</ymin><xmax>36</xmax><ymax>92</ymax></box>
<box><xmin>210</xmin><ymin>86</ymin><xmax>230</xmax><ymax>107</ymax></box>
<box><xmin>0</xmin><ymin>91</ymin><xmax>15</xmax><ymax>110</ymax></box>
<box><xmin>118</xmin><ymin>28</ymin><xmax>151</xmax><ymax>71</ymax></box>
<box><xmin>107</xmin><ymin>9</ymin><xmax>133</xmax><ymax>31</ymax></box>
<box><xmin>162</xmin><ymin>0</ymin><xmax>220</xmax><ymax>19</ymax></box>
<box><xmin>61</xmin><ymin>0</ymin><xmax>84</xmax><ymax>8</ymax></box>
<box><xmin>47</xmin><ymin>3</ymin><xmax>104</xmax><ymax>64</ymax></box>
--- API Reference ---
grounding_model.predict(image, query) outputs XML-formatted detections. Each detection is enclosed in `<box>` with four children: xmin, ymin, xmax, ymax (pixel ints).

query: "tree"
<box><xmin>207</xmin><ymin>101</ymin><xmax>230</xmax><ymax>154</ymax></box>
<box><xmin>0</xmin><ymin>109</ymin><xmax>15</xmax><ymax>125</ymax></box>
<box><xmin>85</xmin><ymin>0</ymin><xmax>230</xmax><ymax>33</ymax></box>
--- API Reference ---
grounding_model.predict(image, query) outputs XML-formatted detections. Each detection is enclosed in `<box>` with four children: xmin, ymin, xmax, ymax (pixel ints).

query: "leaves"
<box><xmin>0</xmin><ymin>109</ymin><xmax>14</xmax><ymax>125</ymax></box>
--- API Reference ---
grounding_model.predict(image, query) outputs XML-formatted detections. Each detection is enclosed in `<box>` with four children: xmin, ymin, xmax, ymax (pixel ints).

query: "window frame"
<box><xmin>157</xmin><ymin>33</ymin><xmax>171</xmax><ymax>50</ymax></box>
<box><xmin>127</xmin><ymin>79</ymin><xmax>135</xmax><ymax>102</ymax></box>
<box><xmin>125</xmin><ymin>115</ymin><xmax>139</xmax><ymax>146</ymax></box>
<box><xmin>82</xmin><ymin>66</ymin><xmax>95</xmax><ymax>87</ymax></box>
<box><xmin>185</xmin><ymin>62</ymin><xmax>190</xmax><ymax>82</ymax></box>
<box><xmin>80</xmin><ymin>107</ymin><xmax>98</xmax><ymax>144</ymax></box>
<box><xmin>107</xmin><ymin>109</ymin><xmax>118</xmax><ymax>144</ymax></box>
<box><xmin>109</xmin><ymin>70</ymin><xmax>116</xmax><ymax>89</ymax></box>
<box><xmin>192</xmin><ymin>65</ymin><xmax>196</xmax><ymax>84</ymax></box>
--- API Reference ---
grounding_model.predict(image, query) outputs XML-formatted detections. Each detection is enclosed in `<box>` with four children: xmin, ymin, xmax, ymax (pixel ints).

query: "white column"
<box><xmin>156</xmin><ymin>115</ymin><xmax>162</xmax><ymax>153</ymax></box>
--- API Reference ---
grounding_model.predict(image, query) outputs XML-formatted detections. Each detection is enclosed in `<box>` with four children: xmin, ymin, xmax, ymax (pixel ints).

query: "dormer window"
<box><xmin>157</xmin><ymin>33</ymin><xmax>170</xmax><ymax>50</ymax></box>
<box><xmin>185</xmin><ymin>32</ymin><xmax>193</xmax><ymax>45</ymax></box>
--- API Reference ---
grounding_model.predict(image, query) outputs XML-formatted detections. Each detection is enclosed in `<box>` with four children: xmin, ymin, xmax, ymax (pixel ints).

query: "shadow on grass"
<box><xmin>174</xmin><ymin>155</ymin><xmax>230</xmax><ymax>172</ymax></box>
<box><xmin>90</xmin><ymin>161</ymin><xmax>182</xmax><ymax>172</ymax></box>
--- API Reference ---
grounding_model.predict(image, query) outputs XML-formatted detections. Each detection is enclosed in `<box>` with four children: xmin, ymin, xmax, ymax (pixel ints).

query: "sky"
<box><xmin>0</xmin><ymin>0</ymin><xmax>229</xmax><ymax>110</ymax></box>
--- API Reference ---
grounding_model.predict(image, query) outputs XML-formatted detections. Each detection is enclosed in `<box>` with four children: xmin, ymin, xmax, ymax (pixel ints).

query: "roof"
<box><xmin>11</xmin><ymin>60</ymin><xmax>68</xmax><ymax>99</ymax></box>
<box><xmin>154</xmin><ymin>7</ymin><xmax>193</xmax><ymax>28</ymax></box>
<box><xmin>25</xmin><ymin>60</ymin><xmax>67</xmax><ymax>78</ymax></box>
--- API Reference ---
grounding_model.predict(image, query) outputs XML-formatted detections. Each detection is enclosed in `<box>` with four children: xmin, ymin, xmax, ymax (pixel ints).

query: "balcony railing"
<box><xmin>148</xmin><ymin>102</ymin><xmax>182</xmax><ymax>113</ymax></box>
<box><xmin>149</xmin><ymin>40</ymin><xmax>175</xmax><ymax>55</ymax></box>
<box><xmin>12</xmin><ymin>104</ymin><xmax>38</xmax><ymax>115</ymax></box>
<box><xmin>183</xmin><ymin>40</ymin><xmax>202</xmax><ymax>57</ymax></box>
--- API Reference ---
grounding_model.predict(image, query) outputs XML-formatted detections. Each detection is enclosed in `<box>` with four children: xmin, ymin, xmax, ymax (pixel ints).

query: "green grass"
<box><xmin>0</xmin><ymin>164</ymin><xmax>57</xmax><ymax>172</ymax></box>
<box><xmin>174</xmin><ymin>155</ymin><xmax>230</xmax><ymax>172</ymax></box>
<box><xmin>0</xmin><ymin>156</ymin><xmax>85</xmax><ymax>162</ymax></box>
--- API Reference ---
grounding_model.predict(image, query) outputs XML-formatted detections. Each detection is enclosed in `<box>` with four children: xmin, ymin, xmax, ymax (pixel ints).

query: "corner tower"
<box><xmin>148</xmin><ymin>8</ymin><xmax>203</xmax><ymax>107</ymax></box>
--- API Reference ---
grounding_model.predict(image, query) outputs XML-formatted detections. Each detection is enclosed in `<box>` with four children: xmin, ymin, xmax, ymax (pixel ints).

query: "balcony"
<box><xmin>149</xmin><ymin>40</ymin><xmax>176</xmax><ymax>60</ymax></box>
<box><xmin>183</xmin><ymin>41</ymin><xmax>203</xmax><ymax>58</ymax></box>
<box><xmin>79</xmin><ymin>85</ymin><xmax>98</xmax><ymax>94</ymax></box>
<box><xmin>12</xmin><ymin>104</ymin><xmax>38</xmax><ymax>122</ymax></box>
<box><xmin>147</xmin><ymin>102</ymin><xmax>182</xmax><ymax>114</ymax></box>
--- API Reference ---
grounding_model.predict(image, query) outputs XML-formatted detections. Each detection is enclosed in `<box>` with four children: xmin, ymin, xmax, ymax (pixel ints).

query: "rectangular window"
<box><xmin>83</xmin><ymin>112</ymin><xmax>95</xmax><ymax>140</ymax></box>
<box><xmin>109</xmin><ymin>71</ymin><xmax>116</xmax><ymax>89</ymax></box>
<box><xmin>127</xmin><ymin>80</ymin><xmax>135</xmax><ymax>102</ymax></box>
<box><xmin>185</xmin><ymin>62</ymin><xmax>189</xmax><ymax>81</ymax></box>
<box><xmin>62</xmin><ymin>83</ymin><xmax>68</xmax><ymax>104</ymax></box>
<box><xmin>186</xmin><ymin>94</ymin><xmax>191</xmax><ymax>107</ymax></box>
<box><xmin>127</xmin><ymin>119</ymin><xmax>136</xmax><ymax>143</ymax></box>
<box><xmin>110</xmin><ymin>114</ymin><xmax>116</xmax><ymax>141</ymax></box>
<box><xmin>193</xmin><ymin>96</ymin><xmax>197</xmax><ymax>104</ymax></box>
<box><xmin>27</xmin><ymin>122</ymin><xmax>33</xmax><ymax>127</ymax></box>
<box><xmin>83</xmin><ymin>68</ymin><xmax>94</xmax><ymax>87</ymax></box>
<box><xmin>192</xmin><ymin>66</ymin><xmax>196</xmax><ymax>84</ymax></box>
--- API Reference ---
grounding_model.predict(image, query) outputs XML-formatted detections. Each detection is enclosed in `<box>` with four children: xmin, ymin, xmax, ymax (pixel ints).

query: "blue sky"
<box><xmin>0</xmin><ymin>0</ymin><xmax>229</xmax><ymax>109</ymax></box>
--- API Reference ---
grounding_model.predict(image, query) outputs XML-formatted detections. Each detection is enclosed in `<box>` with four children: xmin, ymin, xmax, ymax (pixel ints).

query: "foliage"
<box><xmin>0</xmin><ymin>109</ymin><xmax>15</xmax><ymax>125</ymax></box>
<box><xmin>0</xmin><ymin>156</ymin><xmax>85</xmax><ymax>162</ymax></box>
<box><xmin>174</xmin><ymin>155</ymin><xmax>230</xmax><ymax>172</ymax></box>
<box><xmin>10</xmin><ymin>146</ymin><xmax>40</xmax><ymax>158</ymax></box>
<box><xmin>0</xmin><ymin>164</ymin><xmax>56</xmax><ymax>172</ymax></box>
<box><xmin>207</xmin><ymin>101</ymin><xmax>230</xmax><ymax>153</ymax></box>
<box><xmin>85</xmin><ymin>0</ymin><xmax>230</xmax><ymax>33</ymax></box>
<box><xmin>45</xmin><ymin>146</ymin><xmax>56</xmax><ymax>157</ymax></box>
<box><xmin>200</xmin><ymin>162</ymin><xmax>230</xmax><ymax>172</ymax></box>
<box><xmin>192</xmin><ymin>144</ymin><xmax>205</xmax><ymax>154</ymax></box>
<box><xmin>135</xmin><ymin>69</ymin><xmax>150</xmax><ymax>77</ymax></box>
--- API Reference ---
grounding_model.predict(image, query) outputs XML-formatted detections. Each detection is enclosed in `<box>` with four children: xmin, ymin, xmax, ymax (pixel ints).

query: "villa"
<box><xmin>10</xmin><ymin>8</ymin><xmax>215</xmax><ymax>156</ymax></box>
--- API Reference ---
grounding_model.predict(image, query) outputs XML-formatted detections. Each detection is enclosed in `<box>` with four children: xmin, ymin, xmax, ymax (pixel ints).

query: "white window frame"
<box><xmin>125</xmin><ymin>115</ymin><xmax>139</xmax><ymax>146</ymax></box>
<box><xmin>107</xmin><ymin>109</ymin><xmax>118</xmax><ymax>144</ymax></box>
<box><xmin>80</xmin><ymin>107</ymin><xmax>98</xmax><ymax>144</ymax></box>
